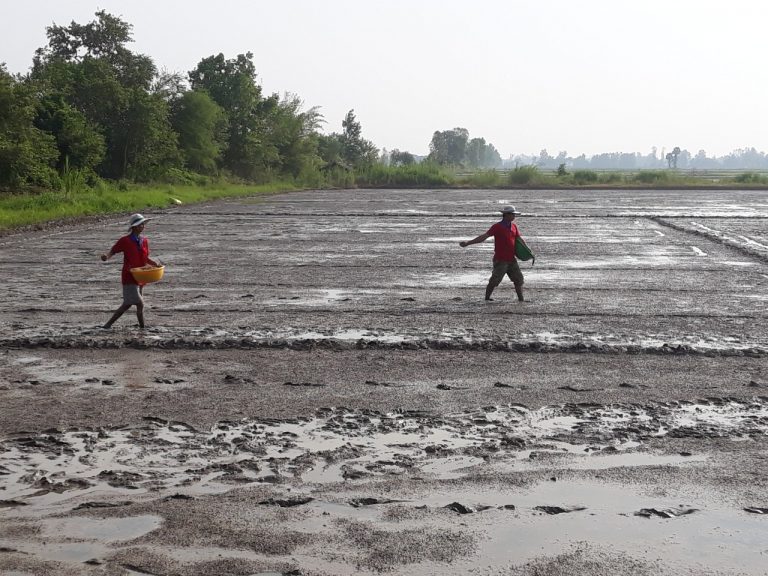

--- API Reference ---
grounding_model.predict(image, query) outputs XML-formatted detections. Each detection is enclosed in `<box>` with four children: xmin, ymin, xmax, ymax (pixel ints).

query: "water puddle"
<box><xmin>44</xmin><ymin>515</ymin><xmax>162</xmax><ymax>542</ymax></box>
<box><xmin>459</xmin><ymin>479</ymin><xmax>768</xmax><ymax>575</ymax></box>
<box><xmin>13</xmin><ymin>350</ymin><xmax>169</xmax><ymax>389</ymax></box>
<box><xmin>2</xmin><ymin>515</ymin><xmax>161</xmax><ymax>563</ymax></box>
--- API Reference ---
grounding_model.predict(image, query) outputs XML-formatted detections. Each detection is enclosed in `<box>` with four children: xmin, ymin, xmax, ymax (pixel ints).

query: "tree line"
<box><xmin>0</xmin><ymin>11</ymin><xmax>386</xmax><ymax>191</ymax></box>
<box><xmin>4</xmin><ymin>11</ymin><xmax>765</xmax><ymax>194</ymax></box>
<box><xmin>0</xmin><ymin>11</ymin><xmax>508</xmax><ymax>193</ymax></box>
<box><xmin>509</xmin><ymin>147</ymin><xmax>768</xmax><ymax>171</ymax></box>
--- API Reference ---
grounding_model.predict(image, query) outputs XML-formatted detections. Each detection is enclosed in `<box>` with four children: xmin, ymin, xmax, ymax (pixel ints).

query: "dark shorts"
<box><xmin>489</xmin><ymin>259</ymin><xmax>524</xmax><ymax>286</ymax></box>
<box><xmin>122</xmin><ymin>284</ymin><xmax>144</xmax><ymax>305</ymax></box>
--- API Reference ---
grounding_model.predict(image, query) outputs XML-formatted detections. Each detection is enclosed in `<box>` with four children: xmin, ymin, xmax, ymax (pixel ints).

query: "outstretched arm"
<box><xmin>459</xmin><ymin>232</ymin><xmax>491</xmax><ymax>248</ymax></box>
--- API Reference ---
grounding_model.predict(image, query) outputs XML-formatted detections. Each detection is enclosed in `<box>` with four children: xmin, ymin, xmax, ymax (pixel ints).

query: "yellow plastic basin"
<box><xmin>130</xmin><ymin>265</ymin><xmax>165</xmax><ymax>283</ymax></box>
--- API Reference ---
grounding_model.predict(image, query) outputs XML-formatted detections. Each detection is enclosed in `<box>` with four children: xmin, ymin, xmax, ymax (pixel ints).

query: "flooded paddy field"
<box><xmin>1</xmin><ymin>188</ymin><xmax>767</xmax><ymax>575</ymax></box>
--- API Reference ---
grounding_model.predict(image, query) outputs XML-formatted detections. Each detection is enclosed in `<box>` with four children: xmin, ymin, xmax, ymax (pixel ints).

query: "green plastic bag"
<box><xmin>515</xmin><ymin>239</ymin><xmax>535</xmax><ymax>265</ymax></box>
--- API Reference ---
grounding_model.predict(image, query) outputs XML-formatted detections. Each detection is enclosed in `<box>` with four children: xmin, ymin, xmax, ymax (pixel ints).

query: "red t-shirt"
<box><xmin>487</xmin><ymin>221</ymin><xmax>520</xmax><ymax>262</ymax></box>
<box><xmin>111</xmin><ymin>234</ymin><xmax>150</xmax><ymax>285</ymax></box>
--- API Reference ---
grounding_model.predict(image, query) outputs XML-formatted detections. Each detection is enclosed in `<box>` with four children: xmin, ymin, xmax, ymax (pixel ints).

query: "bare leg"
<box><xmin>514</xmin><ymin>283</ymin><xmax>524</xmax><ymax>302</ymax></box>
<box><xmin>136</xmin><ymin>286</ymin><xmax>145</xmax><ymax>328</ymax></box>
<box><xmin>486</xmin><ymin>262</ymin><xmax>505</xmax><ymax>301</ymax></box>
<box><xmin>104</xmin><ymin>304</ymin><xmax>130</xmax><ymax>328</ymax></box>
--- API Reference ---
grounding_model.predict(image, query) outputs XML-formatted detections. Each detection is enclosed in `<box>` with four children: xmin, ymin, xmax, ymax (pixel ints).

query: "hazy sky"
<box><xmin>3</xmin><ymin>0</ymin><xmax>767</xmax><ymax>158</ymax></box>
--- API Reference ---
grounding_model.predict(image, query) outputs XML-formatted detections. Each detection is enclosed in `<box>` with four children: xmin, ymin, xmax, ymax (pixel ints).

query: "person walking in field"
<box><xmin>100</xmin><ymin>213</ymin><xmax>159</xmax><ymax>329</ymax></box>
<box><xmin>459</xmin><ymin>205</ymin><xmax>534</xmax><ymax>302</ymax></box>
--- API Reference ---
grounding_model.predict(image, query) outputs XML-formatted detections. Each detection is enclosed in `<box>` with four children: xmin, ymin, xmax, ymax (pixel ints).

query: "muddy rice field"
<box><xmin>1</xmin><ymin>188</ymin><xmax>767</xmax><ymax>576</ymax></box>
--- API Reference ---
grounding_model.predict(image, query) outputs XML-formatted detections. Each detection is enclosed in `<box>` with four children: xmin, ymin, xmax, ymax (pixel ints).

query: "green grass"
<box><xmin>355</xmin><ymin>163</ymin><xmax>453</xmax><ymax>187</ymax></box>
<box><xmin>457</xmin><ymin>169</ymin><xmax>504</xmax><ymax>187</ymax></box>
<box><xmin>4</xmin><ymin>167</ymin><xmax>768</xmax><ymax>232</ymax></box>
<box><xmin>734</xmin><ymin>171</ymin><xmax>768</xmax><ymax>184</ymax></box>
<box><xmin>0</xmin><ymin>180</ymin><xmax>298</xmax><ymax>231</ymax></box>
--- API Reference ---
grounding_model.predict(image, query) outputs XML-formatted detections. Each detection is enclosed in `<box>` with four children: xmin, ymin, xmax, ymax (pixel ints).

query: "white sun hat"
<box><xmin>127</xmin><ymin>213</ymin><xmax>152</xmax><ymax>229</ymax></box>
<box><xmin>499</xmin><ymin>205</ymin><xmax>521</xmax><ymax>214</ymax></box>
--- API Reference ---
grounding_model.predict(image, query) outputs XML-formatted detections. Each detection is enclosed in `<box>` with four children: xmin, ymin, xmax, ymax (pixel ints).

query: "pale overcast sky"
<box><xmin>3</xmin><ymin>0</ymin><xmax>767</xmax><ymax>158</ymax></box>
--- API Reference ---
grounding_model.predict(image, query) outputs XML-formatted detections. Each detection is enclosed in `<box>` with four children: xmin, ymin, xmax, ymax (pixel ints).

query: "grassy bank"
<box><xmin>3</xmin><ymin>166</ymin><xmax>768</xmax><ymax>232</ymax></box>
<box><xmin>454</xmin><ymin>167</ymin><xmax>768</xmax><ymax>188</ymax></box>
<box><xmin>0</xmin><ymin>181</ymin><xmax>299</xmax><ymax>231</ymax></box>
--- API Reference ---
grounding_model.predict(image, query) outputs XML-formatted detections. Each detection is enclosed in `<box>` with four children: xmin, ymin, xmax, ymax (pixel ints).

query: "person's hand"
<box><xmin>100</xmin><ymin>253</ymin><xmax>108</xmax><ymax>261</ymax></box>
<box><xmin>459</xmin><ymin>241</ymin><xmax>467</xmax><ymax>248</ymax></box>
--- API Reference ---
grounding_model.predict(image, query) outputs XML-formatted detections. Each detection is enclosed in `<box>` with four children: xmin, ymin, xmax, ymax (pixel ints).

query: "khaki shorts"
<box><xmin>489</xmin><ymin>259</ymin><xmax>524</xmax><ymax>287</ymax></box>
<box><xmin>122</xmin><ymin>284</ymin><xmax>144</xmax><ymax>306</ymax></box>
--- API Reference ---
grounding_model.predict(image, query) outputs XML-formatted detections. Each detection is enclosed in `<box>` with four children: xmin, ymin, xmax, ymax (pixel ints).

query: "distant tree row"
<box><xmin>4</xmin><ymin>11</ymin><xmax>768</xmax><ymax>193</ymax></box>
<box><xmin>426</xmin><ymin>128</ymin><xmax>502</xmax><ymax>168</ymax></box>
<box><xmin>508</xmin><ymin>147</ymin><xmax>768</xmax><ymax>171</ymax></box>
<box><xmin>0</xmin><ymin>11</ymin><xmax>379</xmax><ymax>190</ymax></box>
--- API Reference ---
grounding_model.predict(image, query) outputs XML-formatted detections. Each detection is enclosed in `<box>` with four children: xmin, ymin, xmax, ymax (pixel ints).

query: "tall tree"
<box><xmin>31</xmin><ymin>11</ymin><xmax>180</xmax><ymax>179</ymax></box>
<box><xmin>171</xmin><ymin>90</ymin><xmax>224</xmax><ymax>174</ymax></box>
<box><xmin>339</xmin><ymin>109</ymin><xmax>378</xmax><ymax>168</ymax></box>
<box><xmin>0</xmin><ymin>66</ymin><xmax>59</xmax><ymax>189</ymax></box>
<box><xmin>263</xmin><ymin>93</ymin><xmax>324</xmax><ymax>177</ymax></box>
<box><xmin>189</xmin><ymin>52</ymin><xmax>271</xmax><ymax>179</ymax></box>
<box><xmin>34</xmin><ymin>93</ymin><xmax>105</xmax><ymax>172</ymax></box>
<box><xmin>428</xmin><ymin>128</ymin><xmax>469</xmax><ymax>165</ymax></box>
<box><xmin>390</xmin><ymin>149</ymin><xmax>416</xmax><ymax>166</ymax></box>
<box><xmin>466</xmin><ymin>137</ymin><xmax>502</xmax><ymax>168</ymax></box>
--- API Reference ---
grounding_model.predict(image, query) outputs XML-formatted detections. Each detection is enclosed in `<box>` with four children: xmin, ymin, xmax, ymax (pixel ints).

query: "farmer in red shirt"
<box><xmin>100</xmin><ymin>213</ymin><xmax>159</xmax><ymax>328</ymax></box>
<box><xmin>459</xmin><ymin>205</ymin><xmax>533</xmax><ymax>302</ymax></box>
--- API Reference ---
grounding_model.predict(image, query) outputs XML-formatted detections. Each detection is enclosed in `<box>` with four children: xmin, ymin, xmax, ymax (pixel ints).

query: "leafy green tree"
<box><xmin>118</xmin><ymin>89</ymin><xmax>181</xmax><ymax>181</ymax></box>
<box><xmin>670</xmin><ymin>146</ymin><xmax>681</xmax><ymax>168</ymax></box>
<box><xmin>31</xmin><ymin>11</ymin><xmax>180</xmax><ymax>180</ymax></box>
<box><xmin>189</xmin><ymin>52</ymin><xmax>272</xmax><ymax>179</ymax></box>
<box><xmin>317</xmin><ymin>133</ymin><xmax>346</xmax><ymax>166</ymax></box>
<box><xmin>390</xmin><ymin>149</ymin><xmax>416</xmax><ymax>166</ymax></box>
<box><xmin>428</xmin><ymin>128</ymin><xmax>468</xmax><ymax>165</ymax></box>
<box><xmin>339</xmin><ymin>109</ymin><xmax>378</xmax><ymax>168</ymax></box>
<box><xmin>171</xmin><ymin>90</ymin><xmax>224</xmax><ymax>174</ymax></box>
<box><xmin>0</xmin><ymin>66</ymin><xmax>59</xmax><ymax>189</ymax></box>
<box><xmin>34</xmin><ymin>93</ymin><xmax>105</xmax><ymax>172</ymax></box>
<box><xmin>466</xmin><ymin>137</ymin><xmax>502</xmax><ymax>168</ymax></box>
<box><xmin>263</xmin><ymin>93</ymin><xmax>324</xmax><ymax>177</ymax></box>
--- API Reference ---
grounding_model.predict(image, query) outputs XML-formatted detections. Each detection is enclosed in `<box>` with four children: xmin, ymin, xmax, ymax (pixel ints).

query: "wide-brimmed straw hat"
<box><xmin>127</xmin><ymin>213</ymin><xmax>152</xmax><ymax>229</ymax></box>
<box><xmin>499</xmin><ymin>205</ymin><xmax>521</xmax><ymax>214</ymax></box>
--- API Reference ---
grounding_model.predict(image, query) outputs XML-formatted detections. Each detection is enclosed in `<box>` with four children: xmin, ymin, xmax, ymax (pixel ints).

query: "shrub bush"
<box><xmin>573</xmin><ymin>170</ymin><xmax>599</xmax><ymax>184</ymax></box>
<box><xmin>633</xmin><ymin>170</ymin><xmax>670</xmax><ymax>184</ymax></box>
<box><xmin>508</xmin><ymin>165</ymin><xmax>541</xmax><ymax>185</ymax></box>
<box><xmin>734</xmin><ymin>172</ymin><xmax>768</xmax><ymax>184</ymax></box>
<box><xmin>461</xmin><ymin>169</ymin><xmax>503</xmax><ymax>187</ymax></box>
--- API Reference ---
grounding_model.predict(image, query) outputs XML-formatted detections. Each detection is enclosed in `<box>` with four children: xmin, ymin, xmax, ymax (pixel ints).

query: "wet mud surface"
<box><xmin>1</xmin><ymin>188</ymin><xmax>767</xmax><ymax>575</ymax></box>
